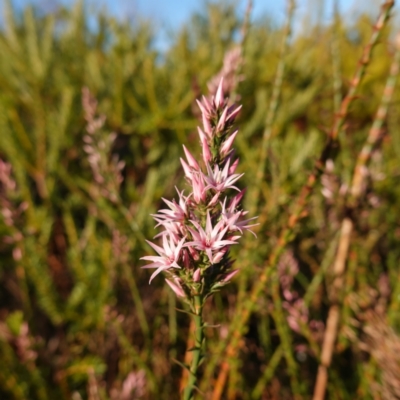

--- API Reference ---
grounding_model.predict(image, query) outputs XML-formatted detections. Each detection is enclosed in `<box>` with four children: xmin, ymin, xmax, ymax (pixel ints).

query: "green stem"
<box><xmin>183</xmin><ymin>295</ymin><xmax>204</xmax><ymax>400</ymax></box>
<box><xmin>247</xmin><ymin>0</ymin><xmax>295</xmax><ymax>217</ymax></box>
<box><xmin>331</xmin><ymin>0</ymin><xmax>342</xmax><ymax>117</ymax></box>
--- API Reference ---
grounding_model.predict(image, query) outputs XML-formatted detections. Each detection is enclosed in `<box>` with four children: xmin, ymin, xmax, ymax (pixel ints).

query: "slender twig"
<box><xmin>229</xmin><ymin>0</ymin><xmax>253</xmax><ymax>104</ymax></box>
<box><xmin>329</xmin><ymin>0</ymin><xmax>394</xmax><ymax>142</ymax></box>
<box><xmin>331</xmin><ymin>0</ymin><xmax>342</xmax><ymax>117</ymax></box>
<box><xmin>210</xmin><ymin>4</ymin><xmax>295</xmax><ymax>395</ymax></box>
<box><xmin>204</xmin><ymin>3</ymin><xmax>394</xmax><ymax>396</ymax></box>
<box><xmin>313</xmin><ymin>22</ymin><xmax>399</xmax><ymax>400</ymax></box>
<box><xmin>240</xmin><ymin>0</ymin><xmax>253</xmax><ymax>56</ymax></box>
<box><xmin>251</xmin><ymin>345</ymin><xmax>283</xmax><ymax>399</ymax></box>
<box><xmin>111</xmin><ymin>316</ymin><xmax>159</xmax><ymax>395</ymax></box>
<box><xmin>247</xmin><ymin>0</ymin><xmax>295</xmax><ymax>217</ymax></box>
<box><xmin>121</xmin><ymin>261</ymin><xmax>150</xmax><ymax>337</ymax></box>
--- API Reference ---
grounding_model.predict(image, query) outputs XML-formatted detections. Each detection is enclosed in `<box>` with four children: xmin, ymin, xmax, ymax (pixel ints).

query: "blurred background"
<box><xmin>1</xmin><ymin>0</ymin><xmax>400</xmax><ymax>399</ymax></box>
<box><xmin>1</xmin><ymin>0</ymin><xmax>392</xmax><ymax>50</ymax></box>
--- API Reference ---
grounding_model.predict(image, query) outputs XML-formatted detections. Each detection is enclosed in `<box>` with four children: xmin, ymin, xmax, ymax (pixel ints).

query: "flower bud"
<box><xmin>193</xmin><ymin>268</ymin><xmax>201</xmax><ymax>282</ymax></box>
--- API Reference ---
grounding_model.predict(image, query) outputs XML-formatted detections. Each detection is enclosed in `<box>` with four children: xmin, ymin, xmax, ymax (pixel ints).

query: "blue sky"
<box><xmin>2</xmin><ymin>0</ymin><xmax>388</xmax><ymax>50</ymax></box>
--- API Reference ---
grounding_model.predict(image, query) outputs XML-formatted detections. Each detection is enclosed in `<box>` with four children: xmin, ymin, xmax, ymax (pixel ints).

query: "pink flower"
<box><xmin>220</xmin><ymin>130</ymin><xmax>238</xmax><ymax>157</ymax></box>
<box><xmin>204</xmin><ymin>160</ymin><xmax>243</xmax><ymax>193</ymax></box>
<box><xmin>196</xmin><ymin>97</ymin><xmax>213</xmax><ymax>138</ymax></box>
<box><xmin>228</xmin><ymin>157</ymin><xmax>240</xmax><ymax>175</ymax></box>
<box><xmin>193</xmin><ymin>268</ymin><xmax>201</xmax><ymax>282</ymax></box>
<box><xmin>226</xmin><ymin>104</ymin><xmax>242</xmax><ymax>125</ymax></box>
<box><xmin>141</xmin><ymin>77</ymin><xmax>257</xmax><ymax>288</ymax></box>
<box><xmin>141</xmin><ymin>235</ymin><xmax>185</xmax><ymax>283</ymax></box>
<box><xmin>180</xmin><ymin>146</ymin><xmax>200</xmax><ymax>181</ymax></box>
<box><xmin>153</xmin><ymin>218</ymin><xmax>183</xmax><ymax>242</ymax></box>
<box><xmin>181</xmin><ymin>158</ymin><xmax>194</xmax><ymax>180</ymax></box>
<box><xmin>197</xmin><ymin>127</ymin><xmax>212</xmax><ymax>164</ymax></box>
<box><xmin>196</xmin><ymin>96</ymin><xmax>212</xmax><ymax>119</ymax></box>
<box><xmin>216</xmin><ymin>106</ymin><xmax>229</xmax><ymax>133</ymax></box>
<box><xmin>214</xmin><ymin>78</ymin><xmax>225</xmax><ymax>109</ymax></box>
<box><xmin>165</xmin><ymin>277</ymin><xmax>186</xmax><ymax>298</ymax></box>
<box><xmin>183</xmin><ymin>145</ymin><xmax>200</xmax><ymax>171</ymax></box>
<box><xmin>185</xmin><ymin>211</ymin><xmax>237</xmax><ymax>263</ymax></box>
<box><xmin>220</xmin><ymin>197</ymin><xmax>258</xmax><ymax>237</ymax></box>
<box><xmin>220</xmin><ymin>269</ymin><xmax>239</xmax><ymax>283</ymax></box>
<box><xmin>152</xmin><ymin>189</ymin><xmax>189</xmax><ymax>224</ymax></box>
<box><xmin>228</xmin><ymin>189</ymin><xmax>246</xmax><ymax>211</ymax></box>
<box><xmin>190</xmin><ymin>171</ymin><xmax>207</xmax><ymax>204</ymax></box>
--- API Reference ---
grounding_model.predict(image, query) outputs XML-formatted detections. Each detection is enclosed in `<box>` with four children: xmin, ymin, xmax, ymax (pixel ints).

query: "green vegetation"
<box><xmin>1</xmin><ymin>0</ymin><xmax>400</xmax><ymax>398</ymax></box>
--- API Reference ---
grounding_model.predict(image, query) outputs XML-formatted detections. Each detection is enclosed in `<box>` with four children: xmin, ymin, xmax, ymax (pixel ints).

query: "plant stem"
<box><xmin>183</xmin><ymin>294</ymin><xmax>204</xmax><ymax>400</ymax></box>
<box><xmin>246</xmin><ymin>0</ymin><xmax>295</xmax><ymax>218</ymax></box>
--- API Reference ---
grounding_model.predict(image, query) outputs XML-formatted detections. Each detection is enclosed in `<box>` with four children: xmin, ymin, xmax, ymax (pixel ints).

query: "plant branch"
<box><xmin>204</xmin><ymin>3</ymin><xmax>395</xmax><ymax>396</ymax></box>
<box><xmin>313</xmin><ymin>20</ymin><xmax>399</xmax><ymax>400</ymax></box>
<box><xmin>247</xmin><ymin>0</ymin><xmax>295</xmax><ymax>217</ymax></box>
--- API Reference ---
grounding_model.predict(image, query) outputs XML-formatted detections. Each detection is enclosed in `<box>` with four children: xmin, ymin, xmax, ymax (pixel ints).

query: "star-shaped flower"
<box><xmin>141</xmin><ymin>235</ymin><xmax>185</xmax><ymax>283</ymax></box>
<box><xmin>220</xmin><ymin>197</ymin><xmax>258</xmax><ymax>237</ymax></box>
<box><xmin>204</xmin><ymin>160</ymin><xmax>243</xmax><ymax>193</ymax></box>
<box><xmin>152</xmin><ymin>188</ymin><xmax>189</xmax><ymax>225</ymax></box>
<box><xmin>185</xmin><ymin>211</ymin><xmax>237</xmax><ymax>263</ymax></box>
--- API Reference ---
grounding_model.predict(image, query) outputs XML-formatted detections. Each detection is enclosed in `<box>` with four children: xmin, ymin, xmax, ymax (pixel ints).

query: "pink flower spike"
<box><xmin>165</xmin><ymin>278</ymin><xmax>186</xmax><ymax>298</ymax></box>
<box><xmin>183</xmin><ymin>145</ymin><xmax>200</xmax><ymax>170</ymax></box>
<box><xmin>215</xmin><ymin>78</ymin><xmax>225</xmax><ymax>108</ymax></box>
<box><xmin>220</xmin><ymin>130</ymin><xmax>238</xmax><ymax>157</ymax></box>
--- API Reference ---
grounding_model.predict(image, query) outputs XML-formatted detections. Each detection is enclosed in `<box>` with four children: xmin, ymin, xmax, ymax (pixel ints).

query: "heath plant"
<box><xmin>141</xmin><ymin>79</ymin><xmax>257</xmax><ymax>399</ymax></box>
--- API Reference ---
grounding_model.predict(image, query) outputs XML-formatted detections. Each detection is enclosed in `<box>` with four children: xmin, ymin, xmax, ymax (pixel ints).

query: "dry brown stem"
<box><xmin>313</xmin><ymin>4</ymin><xmax>398</xmax><ymax>398</ymax></box>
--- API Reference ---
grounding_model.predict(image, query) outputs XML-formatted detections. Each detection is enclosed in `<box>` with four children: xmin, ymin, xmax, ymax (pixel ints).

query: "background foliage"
<box><xmin>1</xmin><ymin>0</ymin><xmax>400</xmax><ymax>398</ymax></box>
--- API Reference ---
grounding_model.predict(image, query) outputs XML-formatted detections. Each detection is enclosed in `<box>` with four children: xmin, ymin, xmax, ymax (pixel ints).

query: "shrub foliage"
<box><xmin>1</xmin><ymin>0</ymin><xmax>400</xmax><ymax>398</ymax></box>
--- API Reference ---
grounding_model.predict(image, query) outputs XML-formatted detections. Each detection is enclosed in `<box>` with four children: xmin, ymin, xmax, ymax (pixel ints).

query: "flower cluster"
<box><xmin>277</xmin><ymin>251</ymin><xmax>324</xmax><ymax>346</ymax></box>
<box><xmin>82</xmin><ymin>87</ymin><xmax>125</xmax><ymax>203</ymax></box>
<box><xmin>141</xmin><ymin>79</ymin><xmax>257</xmax><ymax>299</ymax></box>
<box><xmin>207</xmin><ymin>47</ymin><xmax>243</xmax><ymax>101</ymax></box>
<box><xmin>0</xmin><ymin>159</ymin><xmax>27</xmax><ymax>262</ymax></box>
